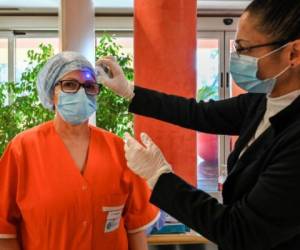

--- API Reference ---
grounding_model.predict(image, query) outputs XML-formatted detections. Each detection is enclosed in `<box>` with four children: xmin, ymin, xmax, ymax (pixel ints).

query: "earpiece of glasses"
<box><xmin>232</xmin><ymin>40</ymin><xmax>288</xmax><ymax>56</ymax></box>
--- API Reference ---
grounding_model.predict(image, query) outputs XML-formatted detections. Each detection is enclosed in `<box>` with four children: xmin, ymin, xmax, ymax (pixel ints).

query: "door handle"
<box><xmin>226</xmin><ymin>72</ymin><xmax>230</xmax><ymax>88</ymax></box>
<box><xmin>220</xmin><ymin>72</ymin><xmax>224</xmax><ymax>88</ymax></box>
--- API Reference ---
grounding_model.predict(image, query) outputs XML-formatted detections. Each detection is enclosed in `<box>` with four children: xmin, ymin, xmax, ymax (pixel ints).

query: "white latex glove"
<box><xmin>124</xmin><ymin>132</ymin><xmax>173</xmax><ymax>189</ymax></box>
<box><xmin>95</xmin><ymin>56</ymin><xmax>135</xmax><ymax>100</ymax></box>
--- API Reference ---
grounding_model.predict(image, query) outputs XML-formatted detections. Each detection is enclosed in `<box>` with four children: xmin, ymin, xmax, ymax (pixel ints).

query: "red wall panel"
<box><xmin>134</xmin><ymin>0</ymin><xmax>197</xmax><ymax>185</ymax></box>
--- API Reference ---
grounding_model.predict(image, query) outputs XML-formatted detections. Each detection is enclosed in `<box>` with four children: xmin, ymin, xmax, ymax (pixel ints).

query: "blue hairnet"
<box><xmin>37</xmin><ymin>51</ymin><xmax>96</xmax><ymax>110</ymax></box>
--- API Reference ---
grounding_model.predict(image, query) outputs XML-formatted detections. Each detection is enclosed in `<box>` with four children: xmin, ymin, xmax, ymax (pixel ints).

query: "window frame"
<box><xmin>14</xmin><ymin>31</ymin><xmax>59</xmax><ymax>81</ymax></box>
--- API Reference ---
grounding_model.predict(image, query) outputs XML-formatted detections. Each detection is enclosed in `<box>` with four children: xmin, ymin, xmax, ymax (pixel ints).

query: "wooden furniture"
<box><xmin>148</xmin><ymin>233</ymin><xmax>209</xmax><ymax>245</ymax></box>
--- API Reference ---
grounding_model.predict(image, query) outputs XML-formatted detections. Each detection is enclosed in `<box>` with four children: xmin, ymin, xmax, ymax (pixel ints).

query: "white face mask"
<box><xmin>57</xmin><ymin>88</ymin><xmax>97</xmax><ymax>125</ymax></box>
<box><xmin>230</xmin><ymin>43</ymin><xmax>291</xmax><ymax>93</ymax></box>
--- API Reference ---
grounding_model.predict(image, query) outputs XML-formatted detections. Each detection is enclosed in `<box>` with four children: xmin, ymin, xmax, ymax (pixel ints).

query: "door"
<box><xmin>197</xmin><ymin>32</ymin><xmax>225</xmax><ymax>192</ymax></box>
<box><xmin>197</xmin><ymin>31</ymin><xmax>241</xmax><ymax>192</ymax></box>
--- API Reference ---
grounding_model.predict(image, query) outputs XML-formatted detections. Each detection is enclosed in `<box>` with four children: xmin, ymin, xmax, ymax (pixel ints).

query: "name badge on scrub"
<box><xmin>102</xmin><ymin>205</ymin><xmax>124</xmax><ymax>233</ymax></box>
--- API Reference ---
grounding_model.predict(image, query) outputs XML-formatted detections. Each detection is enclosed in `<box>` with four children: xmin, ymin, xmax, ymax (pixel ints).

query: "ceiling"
<box><xmin>0</xmin><ymin>0</ymin><xmax>251</xmax><ymax>12</ymax></box>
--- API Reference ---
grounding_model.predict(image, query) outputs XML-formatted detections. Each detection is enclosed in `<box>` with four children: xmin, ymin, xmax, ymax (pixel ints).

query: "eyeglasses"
<box><xmin>233</xmin><ymin>40</ymin><xmax>288</xmax><ymax>56</ymax></box>
<box><xmin>56</xmin><ymin>80</ymin><xmax>101</xmax><ymax>96</ymax></box>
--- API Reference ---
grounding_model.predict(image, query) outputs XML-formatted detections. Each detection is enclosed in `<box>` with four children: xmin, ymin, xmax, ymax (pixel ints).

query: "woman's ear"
<box><xmin>290</xmin><ymin>39</ymin><xmax>300</xmax><ymax>68</ymax></box>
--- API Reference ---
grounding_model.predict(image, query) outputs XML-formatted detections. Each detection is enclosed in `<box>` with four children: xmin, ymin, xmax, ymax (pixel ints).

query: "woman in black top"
<box><xmin>97</xmin><ymin>0</ymin><xmax>300</xmax><ymax>249</ymax></box>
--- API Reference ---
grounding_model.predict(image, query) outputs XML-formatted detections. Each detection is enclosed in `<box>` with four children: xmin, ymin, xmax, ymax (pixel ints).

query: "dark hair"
<box><xmin>245</xmin><ymin>0</ymin><xmax>300</xmax><ymax>42</ymax></box>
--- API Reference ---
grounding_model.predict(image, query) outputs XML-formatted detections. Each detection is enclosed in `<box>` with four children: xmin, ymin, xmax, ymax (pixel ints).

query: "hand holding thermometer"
<box><xmin>96</xmin><ymin>63</ymin><xmax>113</xmax><ymax>79</ymax></box>
<box><xmin>95</xmin><ymin>57</ymin><xmax>135</xmax><ymax>100</ymax></box>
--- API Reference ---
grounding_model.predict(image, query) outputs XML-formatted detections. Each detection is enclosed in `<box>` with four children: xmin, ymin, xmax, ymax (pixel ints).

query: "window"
<box><xmin>196</xmin><ymin>31</ymin><xmax>239</xmax><ymax>193</ymax></box>
<box><xmin>114</xmin><ymin>37</ymin><xmax>134</xmax><ymax>58</ymax></box>
<box><xmin>196</xmin><ymin>36</ymin><xmax>221</xmax><ymax>192</ymax></box>
<box><xmin>15</xmin><ymin>37</ymin><xmax>59</xmax><ymax>81</ymax></box>
<box><xmin>0</xmin><ymin>38</ymin><xmax>8</xmax><ymax>83</ymax></box>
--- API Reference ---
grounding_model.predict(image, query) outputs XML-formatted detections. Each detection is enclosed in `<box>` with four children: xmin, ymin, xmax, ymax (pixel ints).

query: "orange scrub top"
<box><xmin>0</xmin><ymin>121</ymin><xmax>159</xmax><ymax>250</ymax></box>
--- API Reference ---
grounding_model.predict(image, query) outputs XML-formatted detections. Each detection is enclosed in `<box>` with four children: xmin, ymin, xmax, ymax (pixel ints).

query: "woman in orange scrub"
<box><xmin>0</xmin><ymin>51</ymin><xmax>159</xmax><ymax>250</ymax></box>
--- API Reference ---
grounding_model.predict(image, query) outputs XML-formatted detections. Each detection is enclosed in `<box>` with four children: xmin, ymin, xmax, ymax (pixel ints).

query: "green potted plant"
<box><xmin>0</xmin><ymin>34</ymin><xmax>134</xmax><ymax>156</ymax></box>
<box><xmin>0</xmin><ymin>44</ymin><xmax>55</xmax><ymax>155</ymax></box>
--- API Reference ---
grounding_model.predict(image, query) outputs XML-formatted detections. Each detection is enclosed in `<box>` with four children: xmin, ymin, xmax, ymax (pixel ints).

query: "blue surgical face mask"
<box><xmin>230</xmin><ymin>44</ymin><xmax>291</xmax><ymax>93</ymax></box>
<box><xmin>57</xmin><ymin>88</ymin><xmax>97</xmax><ymax>125</ymax></box>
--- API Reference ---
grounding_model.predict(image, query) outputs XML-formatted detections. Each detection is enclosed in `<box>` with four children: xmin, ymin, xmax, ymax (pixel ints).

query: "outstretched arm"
<box><xmin>129</xmin><ymin>86</ymin><xmax>259</xmax><ymax>136</ymax></box>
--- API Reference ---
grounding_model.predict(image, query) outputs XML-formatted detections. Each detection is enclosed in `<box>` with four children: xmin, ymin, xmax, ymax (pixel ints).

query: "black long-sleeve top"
<box><xmin>129</xmin><ymin>86</ymin><xmax>300</xmax><ymax>250</ymax></box>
